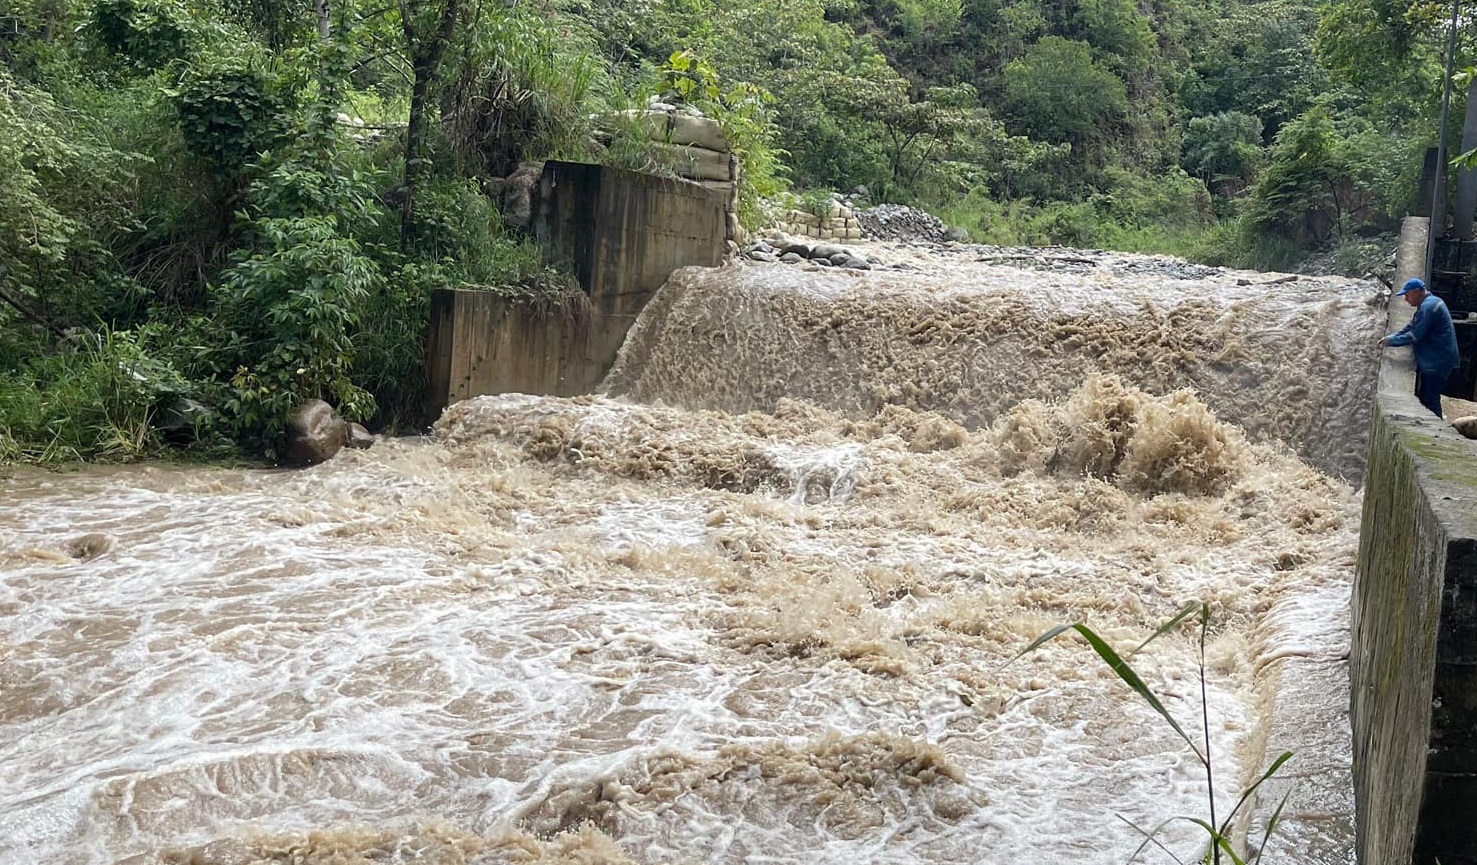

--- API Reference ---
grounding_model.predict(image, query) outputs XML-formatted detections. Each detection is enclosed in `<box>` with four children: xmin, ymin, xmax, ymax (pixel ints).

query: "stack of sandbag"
<box><xmin>773</xmin><ymin>198</ymin><xmax>864</xmax><ymax>241</ymax></box>
<box><xmin>614</xmin><ymin>102</ymin><xmax>742</xmax><ymax>245</ymax></box>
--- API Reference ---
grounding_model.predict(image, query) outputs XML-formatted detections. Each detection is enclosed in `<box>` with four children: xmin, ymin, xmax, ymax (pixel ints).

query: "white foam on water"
<box><xmin>0</xmin><ymin>248</ymin><xmax>1376</xmax><ymax>865</ymax></box>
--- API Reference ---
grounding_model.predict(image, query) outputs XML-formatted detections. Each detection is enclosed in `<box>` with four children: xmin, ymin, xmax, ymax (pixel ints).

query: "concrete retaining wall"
<box><xmin>1353</xmin><ymin>216</ymin><xmax>1477</xmax><ymax>865</ymax></box>
<box><xmin>425</xmin><ymin>161</ymin><xmax>727</xmax><ymax>412</ymax></box>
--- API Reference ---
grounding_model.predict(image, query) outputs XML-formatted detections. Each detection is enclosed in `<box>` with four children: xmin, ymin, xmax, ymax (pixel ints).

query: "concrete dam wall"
<box><xmin>1353</xmin><ymin>217</ymin><xmax>1477</xmax><ymax>865</ymax></box>
<box><xmin>425</xmin><ymin>161</ymin><xmax>728</xmax><ymax>413</ymax></box>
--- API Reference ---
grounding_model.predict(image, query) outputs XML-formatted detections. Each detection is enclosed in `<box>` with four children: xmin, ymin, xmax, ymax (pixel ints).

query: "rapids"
<box><xmin>607</xmin><ymin>247</ymin><xmax>1383</xmax><ymax>481</ymax></box>
<box><xmin>0</xmin><ymin>242</ymin><xmax>1381</xmax><ymax>865</ymax></box>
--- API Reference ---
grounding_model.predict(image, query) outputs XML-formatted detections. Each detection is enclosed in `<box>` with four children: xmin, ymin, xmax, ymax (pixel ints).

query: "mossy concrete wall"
<box><xmin>1353</xmin><ymin>216</ymin><xmax>1477</xmax><ymax>865</ymax></box>
<box><xmin>426</xmin><ymin>161</ymin><xmax>727</xmax><ymax>412</ymax></box>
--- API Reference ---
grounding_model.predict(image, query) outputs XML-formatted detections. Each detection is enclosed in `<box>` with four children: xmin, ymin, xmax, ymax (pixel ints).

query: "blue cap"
<box><xmin>1397</xmin><ymin>277</ymin><xmax>1426</xmax><ymax>296</ymax></box>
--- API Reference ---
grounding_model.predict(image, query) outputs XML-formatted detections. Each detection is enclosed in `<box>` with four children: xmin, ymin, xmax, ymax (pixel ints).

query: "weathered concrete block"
<box><xmin>696</xmin><ymin>179</ymin><xmax>737</xmax><ymax>215</ymax></box>
<box><xmin>426</xmin><ymin>161</ymin><xmax>727</xmax><ymax>416</ymax></box>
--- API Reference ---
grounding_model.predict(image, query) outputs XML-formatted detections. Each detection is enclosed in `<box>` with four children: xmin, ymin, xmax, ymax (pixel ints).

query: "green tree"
<box><xmin>1243</xmin><ymin>103</ymin><xmax>1400</xmax><ymax>245</ymax></box>
<box><xmin>396</xmin><ymin>0</ymin><xmax>468</xmax><ymax>242</ymax></box>
<box><xmin>1068</xmin><ymin>0</ymin><xmax>1154</xmax><ymax>76</ymax></box>
<box><xmin>1182</xmin><ymin>111</ymin><xmax>1264</xmax><ymax>194</ymax></box>
<box><xmin>1315</xmin><ymin>0</ymin><xmax>1451</xmax><ymax>122</ymax></box>
<box><xmin>1002</xmin><ymin>35</ymin><xmax>1128</xmax><ymax>145</ymax></box>
<box><xmin>1183</xmin><ymin>1</ymin><xmax>1326</xmax><ymax>140</ymax></box>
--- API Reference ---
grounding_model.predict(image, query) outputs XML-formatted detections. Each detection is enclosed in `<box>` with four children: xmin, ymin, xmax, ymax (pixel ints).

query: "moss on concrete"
<box><xmin>1397</xmin><ymin>426</ymin><xmax>1477</xmax><ymax>488</ymax></box>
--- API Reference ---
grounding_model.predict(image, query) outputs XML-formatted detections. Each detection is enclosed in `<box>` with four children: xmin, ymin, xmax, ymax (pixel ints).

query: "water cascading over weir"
<box><xmin>597</xmin><ymin>241</ymin><xmax>1384</xmax><ymax>863</ymax></box>
<box><xmin>603</xmin><ymin>249</ymin><xmax>1383</xmax><ymax>483</ymax></box>
<box><xmin>12</xmin><ymin>169</ymin><xmax>1472</xmax><ymax>865</ymax></box>
<box><xmin>429</xmin><ymin>178</ymin><xmax>1391</xmax><ymax>863</ymax></box>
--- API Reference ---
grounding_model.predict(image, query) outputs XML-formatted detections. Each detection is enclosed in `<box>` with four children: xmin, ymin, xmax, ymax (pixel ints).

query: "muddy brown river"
<box><xmin>0</xmin><ymin>244</ymin><xmax>1381</xmax><ymax>864</ymax></box>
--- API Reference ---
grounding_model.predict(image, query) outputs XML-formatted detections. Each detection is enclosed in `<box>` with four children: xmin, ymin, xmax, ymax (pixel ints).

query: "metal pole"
<box><xmin>1426</xmin><ymin>0</ymin><xmax>1462</xmax><ymax>282</ymax></box>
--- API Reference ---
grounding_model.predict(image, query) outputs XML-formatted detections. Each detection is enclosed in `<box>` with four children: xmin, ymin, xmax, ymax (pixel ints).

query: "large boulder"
<box><xmin>283</xmin><ymin>399</ymin><xmax>347</xmax><ymax>466</ymax></box>
<box><xmin>1452</xmin><ymin>415</ymin><xmax>1477</xmax><ymax>439</ymax></box>
<box><xmin>345</xmin><ymin>422</ymin><xmax>374</xmax><ymax>449</ymax></box>
<box><xmin>501</xmin><ymin>163</ymin><xmax>542</xmax><ymax>231</ymax></box>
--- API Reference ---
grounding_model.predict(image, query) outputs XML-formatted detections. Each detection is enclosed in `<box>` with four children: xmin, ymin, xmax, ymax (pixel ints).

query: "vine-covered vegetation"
<box><xmin>0</xmin><ymin>0</ymin><xmax>1462</xmax><ymax>461</ymax></box>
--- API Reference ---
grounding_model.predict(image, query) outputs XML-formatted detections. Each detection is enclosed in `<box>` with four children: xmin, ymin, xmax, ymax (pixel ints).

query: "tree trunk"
<box><xmin>402</xmin><ymin>62</ymin><xmax>432</xmax><ymax>242</ymax></box>
<box><xmin>398</xmin><ymin>0</ymin><xmax>462</xmax><ymax>245</ymax></box>
<box><xmin>314</xmin><ymin>0</ymin><xmax>330</xmax><ymax>39</ymax></box>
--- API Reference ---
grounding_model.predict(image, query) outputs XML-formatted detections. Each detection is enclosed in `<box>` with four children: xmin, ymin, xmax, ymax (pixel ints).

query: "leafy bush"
<box><xmin>207</xmin><ymin>215</ymin><xmax>381</xmax><ymax>449</ymax></box>
<box><xmin>173</xmin><ymin>59</ymin><xmax>295</xmax><ymax>178</ymax></box>
<box><xmin>936</xmin><ymin>169</ymin><xmax>1213</xmax><ymax>255</ymax></box>
<box><xmin>645</xmin><ymin>50</ymin><xmax>788</xmax><ymax>228</ymax></box>
<box><xmin>444</xmin><ymin>4</ymin><xmax>609</xmax><ymax>178</ymax></box>
<box><xmin>933</xmin><ymin>188</ymin><xmax>1035</xmax><ymax>245</ymax></box>
<box><xmin>88</xmin><ymin>0</ymin><xmax>194</xmax><ymax>71</ymax></box>
<box><xmin>1188</xmin><ymin>220</ymin><xmax>1302</xmax><ymax>271</ymax></box>
<box><xmin>0</xmin><ymin>69</ymin><xmax>139</xmax><ymax>331</ymax></box>
<box><xmin>1090</xmin><ymin>167</ymin><xmax>1213</xmax><ymax>233</ymax></box>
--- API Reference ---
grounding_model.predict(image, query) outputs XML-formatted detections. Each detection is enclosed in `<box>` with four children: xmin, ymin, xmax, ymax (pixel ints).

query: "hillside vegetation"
<box><xmin>0</xmin><ymin>0</ymin><xmax>1461</xmax><ymax>460</ymax></box>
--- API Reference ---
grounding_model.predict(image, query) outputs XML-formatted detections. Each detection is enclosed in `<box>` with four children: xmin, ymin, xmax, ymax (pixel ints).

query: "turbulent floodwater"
<box><xmin>607</xmin><ymin>247</ymin><xmax>1384</xmax><ymax>481</ymax></box>
<box><xmin>0</xmin><ymin>243</ymin><xmax>1381</xmax><ymax>865</ymax></box>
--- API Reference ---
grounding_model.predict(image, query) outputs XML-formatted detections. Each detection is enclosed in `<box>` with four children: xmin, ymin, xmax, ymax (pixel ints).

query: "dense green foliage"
<box><xmin>0</xmin><ymin>0</ymin><xmax>1464</xmax><ymax>461</ymax></box>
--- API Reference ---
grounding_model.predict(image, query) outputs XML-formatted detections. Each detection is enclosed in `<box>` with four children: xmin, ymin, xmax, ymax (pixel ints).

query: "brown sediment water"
<box><xmin>0</xmin><ymin>243</ymin><xmax>1379</xmax><ymax>865</ymax></box>
<box><xmin>605</xmin><ymin>247</ymin><xmax>1383</xmax><ymax>482</ymax></box>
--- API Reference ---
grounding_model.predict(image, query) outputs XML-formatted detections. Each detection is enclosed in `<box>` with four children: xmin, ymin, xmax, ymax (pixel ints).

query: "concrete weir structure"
<box><xmin>1353</xmin><ymin>216</ymin><xmax>1477</xmax><ymax>865</ymax></box>
<box><xmin>425</xmin><ymin>161</ymin><xmax>727</xmax><ymax>413</ymax></box>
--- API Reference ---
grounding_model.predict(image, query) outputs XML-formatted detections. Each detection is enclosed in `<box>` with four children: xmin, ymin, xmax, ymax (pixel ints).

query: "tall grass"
<box><xmin>1013</xmin><ymin>603</ymin><xmax>1292</xmax><ymax>864</ymax></box>
<box><xmin>0</xmin><ymin>326</ymin><xmax>184</xmax><ymax>462</ymax></box>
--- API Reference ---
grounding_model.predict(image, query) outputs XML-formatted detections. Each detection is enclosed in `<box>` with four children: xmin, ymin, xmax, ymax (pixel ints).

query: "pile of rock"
<box><xmin>743</xmin><ymin>235</ymin><xmax>874</xmax><ymax>270</ymax></box>
<box><xmin>854</xmin><ymin>204</ymin><xmax>966</xmax><ymax>244</ymax></box>
<box><xmin>772</xmin><ymin>199</ymin><xmax>865</xmax><ymax>241</ymax></box>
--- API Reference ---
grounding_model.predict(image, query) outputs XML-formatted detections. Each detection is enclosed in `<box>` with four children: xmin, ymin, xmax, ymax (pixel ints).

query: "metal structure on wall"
<box><xmin>1428</xmin><ymin>237</ymin><xmax>1477</xmax><ymax>399</ymax></box>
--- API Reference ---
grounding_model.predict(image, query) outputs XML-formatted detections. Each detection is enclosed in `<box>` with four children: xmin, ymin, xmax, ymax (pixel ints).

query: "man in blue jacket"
<box><xmin>1381</xmin><ymin>277</ymin><xmax>1461</xmax><ymax>417</ymax></box>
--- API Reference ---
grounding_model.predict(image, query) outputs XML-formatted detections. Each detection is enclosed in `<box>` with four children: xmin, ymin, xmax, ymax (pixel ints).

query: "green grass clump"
<box><xmin>1013</xmin><ymin>603</ymin><xmax>1293</xmax><ymax>864</ymax></box>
